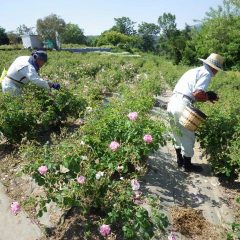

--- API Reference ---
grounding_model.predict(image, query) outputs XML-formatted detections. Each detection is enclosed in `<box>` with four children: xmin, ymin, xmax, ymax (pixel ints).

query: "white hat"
<box><xmin>199</xmin><ymin>53</ymin><xmax>224</xmax><ymax>71</ymax></box>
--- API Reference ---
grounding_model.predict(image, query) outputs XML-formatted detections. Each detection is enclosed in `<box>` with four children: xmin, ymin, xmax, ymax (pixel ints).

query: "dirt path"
<box><xmin>142</xmin><ymin>89</ymin><xmax>236</xmax><ymax>239</ymax></box>
<box><xmin>0</xmin><ymin>182</ymin><xmax>43</xmax><ymax>240</ymax></box>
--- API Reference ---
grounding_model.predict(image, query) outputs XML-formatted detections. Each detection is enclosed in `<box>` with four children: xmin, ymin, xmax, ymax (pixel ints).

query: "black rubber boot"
<box><xmin>183</xmin><ymin>156</ymin><xmax>203</xmax><ymax>173</ymax></box>
<box><xmin>175</xmin><ymin>148</ymin><xmax>183</xmax><ymax>167</ymax></box>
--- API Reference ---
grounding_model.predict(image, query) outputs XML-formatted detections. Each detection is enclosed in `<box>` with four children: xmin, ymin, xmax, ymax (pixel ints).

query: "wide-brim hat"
<box><xmin>199</xmin><ymin>53</ymin><xmax>224</xmax><ymax>71</ymax></box>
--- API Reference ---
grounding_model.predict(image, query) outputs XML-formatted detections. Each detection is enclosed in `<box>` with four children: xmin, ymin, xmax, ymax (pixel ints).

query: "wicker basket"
<box><xmin>179</xmin><ymin>106</ymin><xmax>207</xmax><ymax>132</ymax></box>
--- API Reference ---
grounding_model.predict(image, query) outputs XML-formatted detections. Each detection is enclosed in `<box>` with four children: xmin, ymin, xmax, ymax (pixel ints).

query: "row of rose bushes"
<box><xmin>1</xmin><ymin>50</ymin><xmax>144</xmax><ymax>102</ymax></box>
<box><xmin>158</xmin><ymin>58</ymin><xmax>240</xmax><ymax>179</ymax></box>
<box><xmin>0</xmin><ymin>87</ymin><xmax>87</xmax><ymax>142</ymax></box>
<box><xmin>197</xmin><ymin>71</ymin><xmax>240</xmax><ymax>178</ymax></box>
<box><xmin>0</xmin><ymin>51</ymin><xmax>145</xmax><ymax>143</ymax></box>
<box><xmin>3</xmin><ymin>52</ymin><xmax>170</xmax><ymax>239</ymax></box>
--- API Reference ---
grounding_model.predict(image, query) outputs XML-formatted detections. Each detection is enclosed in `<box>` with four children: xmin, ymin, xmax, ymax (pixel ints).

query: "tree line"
<box><xmin>0</xmin><ymin>0</ymin><xmax>240</xmax><ymax>70</ymax></box>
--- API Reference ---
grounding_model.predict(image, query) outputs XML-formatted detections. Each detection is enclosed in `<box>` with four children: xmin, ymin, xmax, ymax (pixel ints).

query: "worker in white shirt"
<box><xmin>2</xmin><ymin>50</ymin><xmax>60</xmax><ymax>96</ymax></box>
<box><xmin>167</xmin><ymin>53</ymin><xmax>224</xmax><ymax>172</ymax></box>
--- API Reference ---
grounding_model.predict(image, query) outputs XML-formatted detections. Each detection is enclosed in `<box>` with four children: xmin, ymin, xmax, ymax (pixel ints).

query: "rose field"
<box><xmin>0</xmin><ymin>50</ymin><xmax>240</xmax><ymax>239</ymax></box>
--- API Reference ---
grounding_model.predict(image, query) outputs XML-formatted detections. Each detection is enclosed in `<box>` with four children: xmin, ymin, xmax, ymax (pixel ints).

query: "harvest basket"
<box><xmin>179</xmin><ymin>106</ymin><xmax>207</xmax><ymax>132</ymax></box>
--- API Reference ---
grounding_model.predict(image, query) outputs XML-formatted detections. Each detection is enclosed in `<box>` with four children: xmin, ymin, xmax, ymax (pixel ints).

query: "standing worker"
<box><xmin>1</xmin><ymin>50</ymin><xmax>60</xmax><ymax>96</ymax></box>
<box><xmin>167</xmin><ymin>53</ymin><xmax>224</xmax><ymax>172</ymax></box>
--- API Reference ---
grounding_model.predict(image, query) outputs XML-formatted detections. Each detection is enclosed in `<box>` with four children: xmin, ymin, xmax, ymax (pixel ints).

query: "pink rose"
<box><xmin>11</xmin><ymin>201</ymin><xmax>21</xmax><ymax>214</ymax></box>
<box><xmin>77</xmin><ymin>176</ymin><xmax>86</xmax><ymax>184</ymax></box>
<box><xmin>131</xmin><ymin>179</ymin><xmax>140</xmax><ymax>191</ymax></box>
<box><xmin>143</xmin><ymin>134</ymin><xmax>153</xmax><ymax>144</ymax></box>
<box><xmin>109</xmin><ymin>141</ymin><xmax>120</xmax><ymax>151</ymax></box>
<box><xmin>133</xmin><ymin>199</ymin><xmax>145</xmax><ymax>205</ymax></box>
<box><xmin>134</xmin><ymin>190</ymin><xmax>142</xmax><ymax>199</ymax></box>
<box><xmin>99</xmin><ymin>224</ymin><xmax>111</xmax><ymax>237</ymax></box>
<box><xmin>168</xmin><ymin>232</ymin><xmax>177</xmax><ymax>240</ymax></box>
<box><xmin>127</xmin><ymin>112</ymin><xmax>138</xmax><ymax>121</ymax></box>
<box><xmin>38</xmin><ymin>165</ymin><xmax>48</xmax><ymax>175</ymax></box>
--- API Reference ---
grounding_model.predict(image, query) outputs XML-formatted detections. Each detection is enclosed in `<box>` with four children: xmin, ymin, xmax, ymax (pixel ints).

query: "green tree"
<box><xmin>17</xmin><ymin>24</ymin><xmax>35</xmax><ymax>35</ymax></box>
<box><xmin>0</xmin><ymin>27</ymin><xmax>9</xmax><ymax>45</ymax></box>
<box><xmin>36</xmin><ymin>14</ymin><xmax>66</xmax><ymax>42</ymax></box>
<box><xmin>96</xmin><ymin>30</ymin><xmax>139</xmax><ymax>52</ymax></box>
<box><xmin>158</xmin><ymin>13</ymin><xmax>177</xmax><ymax>38</ymax></box>
<box><xmin>205</xmin><ymin>0</ymin><xmax>240</xmax><ymax>19</ymax></box>
<box><xmin>186</xmin><ymin>0</ymin><xmax>240</xmax><ymax>69</ymax></box>
<box><xmin>61</xmin><ymin>23</ymin><xmax>86</xmax><ymax>44</ymax></box>
<box><xmin>96</xmin><ymin>30</ymin><xmax>130</xmax><ymax>46</ymax></box>
<box><xmin>179</xmin><ymin>25</ymin><xmax>197</xmax><ymax>65</ymax></box>
<box><xmin>85</xmin><ymin>36</ymin><xmax>98</xmax><ymax>46</ymax></box>
<box><xmin>110</xmin><ymin>17</ymin><xmax>136</xmax><ymax>35</ymax></box>
<box><xmin>138</xmin><ymin>22</ymin><xmax>160</xmax><ymax>52</ymax></box>
<box><xmin>7</xmin><ymin>31</ymin><xmax>22</xmax><ymax>45</ymax></box>
<box><xmin>226</xmin><ymin>0</ymin><xmax>240</xmax><ymax>7</ymax></box>
<box><xmin>157</xmin><ymin>13</ymin><xmax>188</xmax><ymax>64</ymax></box>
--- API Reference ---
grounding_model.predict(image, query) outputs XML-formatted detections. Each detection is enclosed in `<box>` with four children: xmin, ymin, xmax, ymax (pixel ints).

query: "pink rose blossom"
<box><xmin>134</xmin><ymin>190</ymin><xmax>142</xmax><ymax>199</ymax></box>
<box><xmin>168</xmin><ymin>232</ymin><xmax>177</xmax><ymax>240</ymax></box>
<box><xmin>77</xmin><ymin>176</ymin><xmax>86</xmax><ymax>184</ymax></box>
<box><xmin>99</xmin><ymin>224</ymin><xmax>111</xmax><ymax>237</ymax></box>
<box><xmin>143</xmin><ymin>134</ymin><xmax>153</xmax><ymax>144</ymax></box>
<box><xmin>131</xmin><ymin>179</ymin><xmax>140</xmax><ymax>191</ymax></box>
<box><xmin>38</xmin><ymin>165</ymin><xmax>48</xmax><ymax>175</ymax></box>
<box><xmin>109</xmin><ymin>141</ymin><xmax>120</xmax><ymax>151</ymax></box>
<box><xmin>133</xmin><ymin>190</ymin><xmax>145</xmax><ymax>205</ymax></box>
<box><xmin>127</xmin><ymin>112</ymin><xmax>138</xmax><ymax>121</ymax></box>
<box><xmin>11</xmin><ymin>201</ymin><xmax>21</xmax><ymax>214</ymax></box>
<box><xmin>133</xmin><ymin>198</ymin><xmax>146</xmax><ymax>205</ymax></box>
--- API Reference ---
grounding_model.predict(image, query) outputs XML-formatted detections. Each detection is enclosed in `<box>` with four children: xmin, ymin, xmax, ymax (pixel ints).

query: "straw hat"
<box><xmin>199</xmin><ymin>53</ymin><xmax>224</xmax><ymax>71</ymax></box>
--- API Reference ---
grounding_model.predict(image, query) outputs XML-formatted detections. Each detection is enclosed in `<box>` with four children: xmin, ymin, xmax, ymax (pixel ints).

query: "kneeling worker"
<box><xmin>167</xmin><ymin>53</ymin><xmax>224</xmax><ymax>172</ymax></box>
<box><xmin>2</xmin><ymin>50</ymin><xmax>60</xmax><ymax>96</ymax></box>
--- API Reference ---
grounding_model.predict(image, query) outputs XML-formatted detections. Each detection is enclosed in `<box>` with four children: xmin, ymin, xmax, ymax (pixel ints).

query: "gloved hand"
<box><xmin>206</xmin><ymin>91</ymin><xmax>218</xmax><ymax>102</ymax></box>
<box><xmin>51</xmin><ymin>83</ymin><xmax>61</xmax><ymax>90</ymax></box>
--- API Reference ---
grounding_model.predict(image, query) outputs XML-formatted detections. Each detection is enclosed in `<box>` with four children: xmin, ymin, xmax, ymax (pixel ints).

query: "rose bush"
<box><xmin>20</xmin><ymin>53</ymin><xmax>169</xmax><ymax>238</ymax></box>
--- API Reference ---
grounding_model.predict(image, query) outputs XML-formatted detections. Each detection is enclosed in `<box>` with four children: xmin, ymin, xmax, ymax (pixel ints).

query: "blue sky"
<box><xmin>1</xmin><ymin>0</ymin><xmax>223</xmax><ymax>35</ymax></box>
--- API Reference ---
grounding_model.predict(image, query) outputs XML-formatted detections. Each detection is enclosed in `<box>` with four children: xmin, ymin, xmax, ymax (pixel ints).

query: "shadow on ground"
<box><xmin>142</xmin><ymin>148</ymin><xmax>212</xmax><ymax>208</ymax></box>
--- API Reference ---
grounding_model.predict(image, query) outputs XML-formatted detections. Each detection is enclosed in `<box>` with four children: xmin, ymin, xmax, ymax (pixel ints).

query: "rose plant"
<box><xmin>19</xmin><ymin>53</ymin><xmax>170</xmax><ymax>238</ymax></box>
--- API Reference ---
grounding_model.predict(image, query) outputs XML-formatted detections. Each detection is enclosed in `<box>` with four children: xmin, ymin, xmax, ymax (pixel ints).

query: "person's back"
<box><xmin>173</xmin><ymin>65</ymin><xmax>212</xmax><ymax>101</ymax></box>
<box><xmin>8</xmin><ymin>56</ymin><xmax>30</xmax><ymax>71</ymax></box>
<box><xmin>7</xmin><ymin>56</ymin><xmax>31</xmax><ymax>85</ymax></box>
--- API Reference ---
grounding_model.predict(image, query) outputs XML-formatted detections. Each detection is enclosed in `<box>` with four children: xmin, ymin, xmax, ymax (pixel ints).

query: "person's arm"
<box><xmin>25</xmin><ymin>65</ymin><xmax>50</xmax><ymax>89</ymax></box>
<box><xmin>192</xmin><ymin>90</ymin><xmax>208</xmax><ymax>102</ymax></box>
<box><xmin>193</xmin><ymin>90</ymin><xmax>219</xmax><ymax>102</ymax></box>
<box><xmin>192</xmin><ymin>71</ymin><xmax>218</xmax><ymax>103</ymax></box>
<box><xmin>23</xmin><ymin>65</ymin><xmax>60</xmax><ymax>90</ymax></box>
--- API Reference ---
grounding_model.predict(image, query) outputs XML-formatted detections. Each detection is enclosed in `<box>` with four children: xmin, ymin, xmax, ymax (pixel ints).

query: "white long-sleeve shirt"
<box><xmin>173</xmin><ymin>64</ymin><xmax>214</xmax><ymax>101</ymax></box>
<box><xmin>6</xmin><ymin>56</ymin><xmax>50</xmax><ymax>89</ymax></box>
<box><xmin>2</xmin><ymin>56</ymin><xmax>50</xmax><ymax>95</ymax></box>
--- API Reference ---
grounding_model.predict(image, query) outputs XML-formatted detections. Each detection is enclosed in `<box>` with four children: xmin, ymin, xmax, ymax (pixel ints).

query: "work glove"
<box><xmin>206</xmin><ymin>91</ymin><xmax>218</xmax><ymax>102</ymax></box>
<box><xmin>51</xmin><ymin>83</ymin><xmax>61</xmax><ymax>90</ymax></box>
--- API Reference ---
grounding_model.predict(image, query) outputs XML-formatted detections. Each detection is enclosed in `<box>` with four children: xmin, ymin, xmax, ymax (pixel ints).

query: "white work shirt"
<box><xmin>6</xmin><ymin>56</ymin><xmax>50</xmax><ymax>89</ymax></box>
<box><xmin>173</xmin><ymin>64</ymin><xmax>214</xmax><ymax>100</ymax></box>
